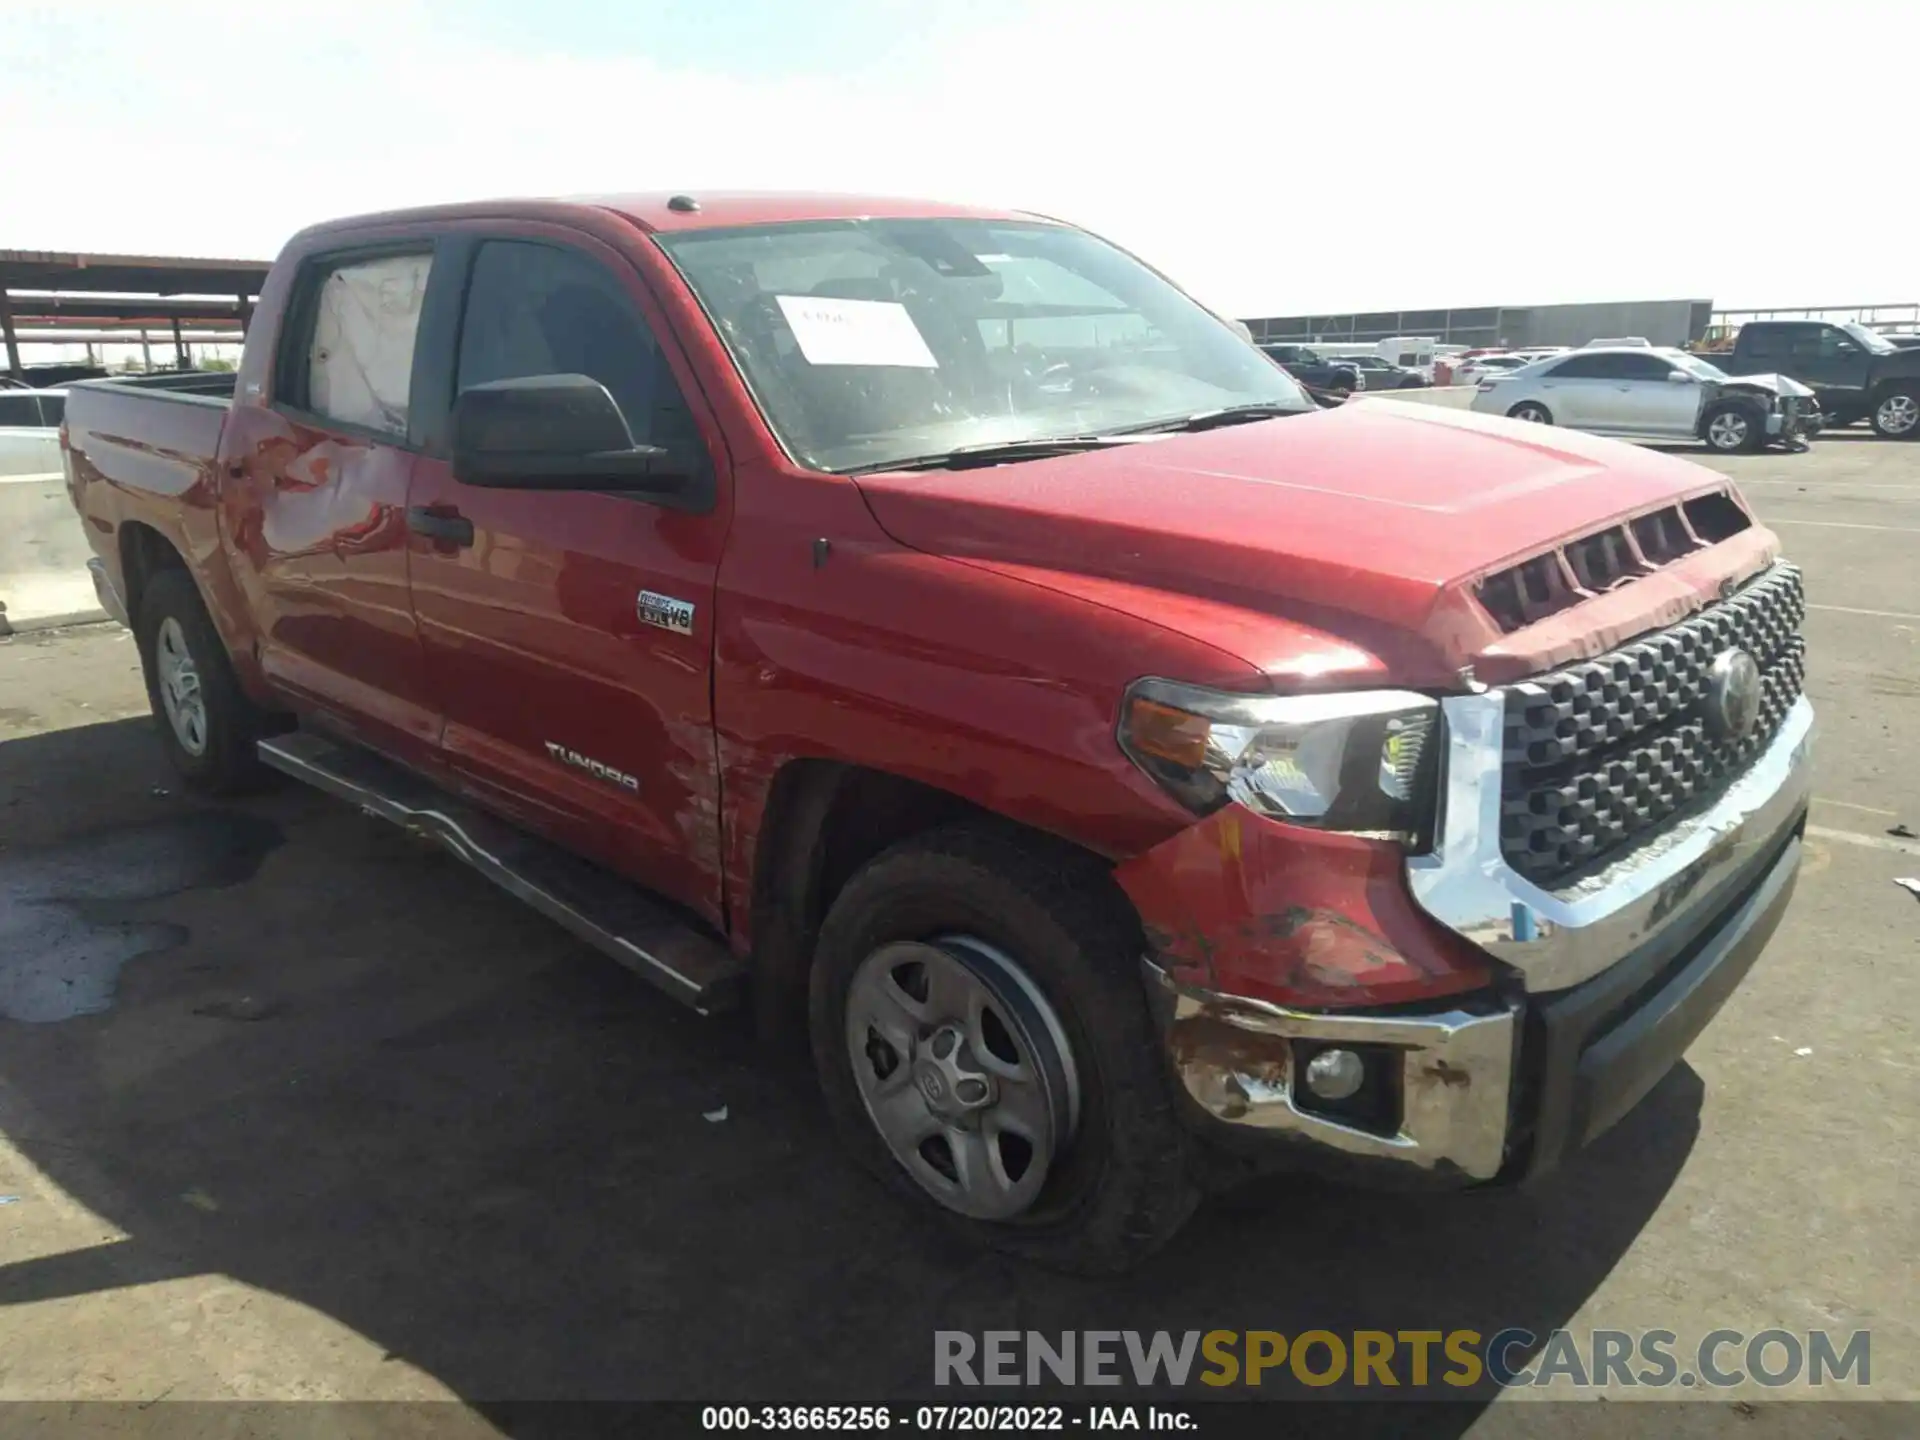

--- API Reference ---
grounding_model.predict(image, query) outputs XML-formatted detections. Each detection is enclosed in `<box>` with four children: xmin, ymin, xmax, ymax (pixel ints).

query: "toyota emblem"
<box><xmin>1706</xmin><ymin>649</ymin><xmax>1762</xmax><ymax>739</ymax></box>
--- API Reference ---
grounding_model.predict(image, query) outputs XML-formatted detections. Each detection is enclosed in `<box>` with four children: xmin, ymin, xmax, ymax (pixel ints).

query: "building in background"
<box><xmin>1244</xmin><ymin>299</ymin><xmax>1714</xmax><ymax>351</ymax></box>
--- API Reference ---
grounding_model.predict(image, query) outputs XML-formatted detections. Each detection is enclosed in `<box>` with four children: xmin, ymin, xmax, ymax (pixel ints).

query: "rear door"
<box><xmin>1534</xmin><ymin>352</ymin><xmax>1616</xmax><ymax>426</ymax></box>
<box><xmin>404</xmin><ymin>229</ymin><xmax>732</xmax><ymax>925</ymax></box>
<box><xmin>219</xmin><ymin>240</ymin><xmax>444</xmax><ymax>770</ymax></box>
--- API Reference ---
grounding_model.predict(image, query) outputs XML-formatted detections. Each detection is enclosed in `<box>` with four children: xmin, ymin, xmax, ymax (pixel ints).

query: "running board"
<box><xmin>258</xmin><ymin>733</ymin><xmax>745</xmax><ymax>1015</ymax></box>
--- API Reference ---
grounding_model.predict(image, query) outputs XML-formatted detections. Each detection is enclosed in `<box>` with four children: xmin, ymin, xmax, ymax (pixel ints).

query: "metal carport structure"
<box><xmin>0</xmin><ymin>250</ymin><xmax>271</xmax><ymax>380</ymax></box>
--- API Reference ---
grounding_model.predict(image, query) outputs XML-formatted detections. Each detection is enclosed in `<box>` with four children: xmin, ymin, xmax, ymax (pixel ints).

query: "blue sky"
<box><xmin>2</xmin><ymin>0</ymin><xmax>1914</xmax><ymax>318</ymax></box>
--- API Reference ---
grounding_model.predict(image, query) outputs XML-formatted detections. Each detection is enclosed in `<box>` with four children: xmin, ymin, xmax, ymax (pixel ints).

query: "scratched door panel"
<box><xmin>404</xmin><ymin>232</ymin><xmax>731</xmax><ymax>926</ymax></box>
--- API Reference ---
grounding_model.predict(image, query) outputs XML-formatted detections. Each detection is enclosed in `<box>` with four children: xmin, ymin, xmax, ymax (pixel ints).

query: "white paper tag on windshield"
<box><xmin>775</xmin><ymin>295</ymin><xmax>938</xmax><ymax>368</ymax></box>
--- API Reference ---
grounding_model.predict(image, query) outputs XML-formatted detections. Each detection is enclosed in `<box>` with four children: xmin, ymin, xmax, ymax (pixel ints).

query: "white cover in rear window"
<box><xmin>308</xmin><ymin>253</ymin><xmax>432</xmax><ymax>435</ymax></box>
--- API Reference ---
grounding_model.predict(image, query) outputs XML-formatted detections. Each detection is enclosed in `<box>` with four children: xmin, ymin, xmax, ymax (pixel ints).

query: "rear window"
<box><xmin>280</xmin><ymin>251</ymin><xmax>433</xmax><ymax>438</ymax></box>
<box><xmin>0</xmin><ymin>393</ymin><xmax>44</xmax><ymax>426</ymax></box>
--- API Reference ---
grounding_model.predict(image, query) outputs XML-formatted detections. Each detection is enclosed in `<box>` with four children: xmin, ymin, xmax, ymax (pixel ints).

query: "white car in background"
<box><xmin>1469</xmin><ymin>346</ymin><xmax>1817</xmax><ymax>452</ymax></box>
<box><xmin>1450</xmin><ymin>353</ymin><xmax>1532</xmax><ymax>387</ymax></box>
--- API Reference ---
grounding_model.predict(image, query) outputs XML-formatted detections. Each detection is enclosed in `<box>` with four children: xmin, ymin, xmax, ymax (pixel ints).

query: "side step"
<box><xmin>258</xmin><ymin>732</ymin><xmax>746</xmax><ymax>1015</ymax></box>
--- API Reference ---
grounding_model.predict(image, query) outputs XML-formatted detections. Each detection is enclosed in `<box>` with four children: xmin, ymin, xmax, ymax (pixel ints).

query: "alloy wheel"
<box><xmin>1708</xmin><ymin>412</ymin><xmax>1749</xmax><ymax>450</ymax></box>
<box><xmin>155</xmin><ymin>617</ymin><xmax>209</xmax><ymax>756</ymax></box>
<box><xmin>1878</xmin><ymin>394</ymin><xmax>1919</xmax><ymax>436</ymax></box>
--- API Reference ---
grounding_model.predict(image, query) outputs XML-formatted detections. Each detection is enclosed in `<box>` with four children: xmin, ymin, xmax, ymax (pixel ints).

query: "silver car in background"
<box><xmin>1469</xmin><ymin>347</ymin><xmax>1817</xmax><ymax>453</ymax></box>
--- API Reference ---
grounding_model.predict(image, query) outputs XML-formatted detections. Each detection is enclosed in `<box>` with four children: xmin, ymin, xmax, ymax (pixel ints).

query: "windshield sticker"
<box><xmin>775</xmin><ymin>295</ymin><xmax>939</xmax><ymax>368</ymax></box>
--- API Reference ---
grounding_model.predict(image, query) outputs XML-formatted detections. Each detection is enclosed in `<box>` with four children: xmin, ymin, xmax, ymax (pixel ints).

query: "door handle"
<box><xmin>407</xmin><ymin>506</ymin><xmax>474</xmax><ymax>547</ymax></box>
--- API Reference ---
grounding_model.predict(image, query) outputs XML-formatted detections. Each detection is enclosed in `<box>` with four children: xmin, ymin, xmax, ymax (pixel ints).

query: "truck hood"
<box><xmin>852</xmin><ymin>403</ymin><xmax>1769</xmax><ymax>687</ymax></box>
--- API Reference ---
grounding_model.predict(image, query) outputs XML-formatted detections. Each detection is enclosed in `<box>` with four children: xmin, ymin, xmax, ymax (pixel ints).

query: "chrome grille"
<box><xmin>1498</xmin><ymin>563</ymin><xmax>1805</xmax><ymax>886</ymax></box>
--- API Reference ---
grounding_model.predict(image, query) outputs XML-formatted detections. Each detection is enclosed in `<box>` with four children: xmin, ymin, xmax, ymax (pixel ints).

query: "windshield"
<box><xmin>656</xmin><ymin>218</ymin><xmax>1310</xmax><ymax>473</ymax></box>
<box><xmin>1840</xmin><ymin>322</ymin><xmax>1898</xmax><ymax>355</ymax></box>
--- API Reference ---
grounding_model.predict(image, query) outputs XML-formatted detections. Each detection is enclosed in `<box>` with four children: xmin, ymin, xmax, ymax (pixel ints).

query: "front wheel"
<box><xmin>135</xmin><ymin>569</ymin><xmax>268</xmax><ymax>793</ymax></box>
<box><xmin>809</xmin><ymin>827</ymin><xmax>1197</xmax><ymax>1275</ymax></box>
<box><xmin>1703</xmin><ymin>402</ymin><xmax>1764</xmax><ymax>453</ymax></box>
<box><xmin>1872</xmin><ymin>387</ymin><xmax>1920</xmax><ymax>439</ymax></box>
<box><xmin>1507</xmin><ymin>401</ymin><xmax>1553</xmax><ymax>424</ymax></box>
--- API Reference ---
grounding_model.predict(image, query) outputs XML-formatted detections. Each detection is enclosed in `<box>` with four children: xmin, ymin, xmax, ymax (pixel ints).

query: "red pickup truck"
<box><xmin>63</xmin><ymin>193</ymin><xmax>1813</xmax><ymax>1273</ymax></box>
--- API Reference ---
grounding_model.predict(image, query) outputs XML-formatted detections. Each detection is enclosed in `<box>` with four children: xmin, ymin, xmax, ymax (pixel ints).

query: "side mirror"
<box><xmin>1667</xmin><ymin>370</ymin><xmax>1697</xmax><ymax>383</ymax></box>
<box><xmin>451</xmin><ymin>374</ymin><xmax>687</xmax><ymax>494</ymax></box>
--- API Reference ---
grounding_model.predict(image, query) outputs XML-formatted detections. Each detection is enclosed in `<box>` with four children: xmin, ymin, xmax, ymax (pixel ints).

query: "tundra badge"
<box><xmin>544</xmin><ymin>742</ymin><xmax>641</xmax><ymax>793</ymax></box>
<box><xmin>637</xmin><ymin>590</ymin><xmax>696</xmax><ymax>636</ymax></box>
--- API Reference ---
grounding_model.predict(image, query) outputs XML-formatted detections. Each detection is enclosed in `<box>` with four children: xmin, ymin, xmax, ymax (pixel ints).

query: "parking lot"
<box><xmin>1</xmin><ymin>431</ymin><xmax>1916</xmax><ymax>1430</ymax></box>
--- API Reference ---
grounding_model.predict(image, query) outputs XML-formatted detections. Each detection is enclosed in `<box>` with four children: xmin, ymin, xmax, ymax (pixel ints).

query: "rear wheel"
<box><xmin>135</xmin><ymin>569</ymin><xmax>268</xmax><ymax>793</ymax></box>
<box><xmin>1703</xmin><ymin>401</ymin><xmax>1764</xmax><ymax>453</ymax></box>
<box><xmin>809</xmin><ymin>827</ymin><xmax>1197</xmax><ymax>1274</ymax></box>
<box><xmin>1872</xmin><ymin>387</ymin><xmax>1920</xmax><ymax>439</ymax></box>
<box><xmin>1507</xmin><ymin>401</ymin><xmax>1553</xmax><ymax>424</ymax></box>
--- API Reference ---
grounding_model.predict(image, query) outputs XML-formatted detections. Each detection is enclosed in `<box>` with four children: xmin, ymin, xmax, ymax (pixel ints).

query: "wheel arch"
<box><xmin>746</xmin><ymin>759</ymin><xmax>1133</xmax><ymax>1042</ymax></box>
<box><xmin>117</xmin><ymin>520</ymin><xmax>190</xmax><ymax>626</ymax></box>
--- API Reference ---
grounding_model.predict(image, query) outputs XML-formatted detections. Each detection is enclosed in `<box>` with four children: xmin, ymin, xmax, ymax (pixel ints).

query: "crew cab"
<box><xmin>1333</xmin><ymin>353</ymin><xmax>1429</xmax><ymax>390</ymax></box>
<box><xmin>1256</xmin><ymin>343</ymin><xmax>1365</xmax><ymax>393</ymax></box>
<box><xmin>63</xmin><ymin>193</ymin><xmax>1812</xmax><ymax>1273</ymax></box>
<box><xmin>1705</xmin><ymin>319</ymin><xmax>1920</xmax><ymax>437</ymax></box>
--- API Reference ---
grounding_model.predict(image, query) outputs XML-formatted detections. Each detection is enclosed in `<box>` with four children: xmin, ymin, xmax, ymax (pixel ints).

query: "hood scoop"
<box><xmin>1474</xmin><ymin>490</ymin><xmax>1752</xmax><ymax>634</ymax></box>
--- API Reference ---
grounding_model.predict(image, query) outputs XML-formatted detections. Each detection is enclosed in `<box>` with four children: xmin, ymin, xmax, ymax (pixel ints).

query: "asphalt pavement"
<box><xmin>0</xmin><ymin>430</ymin><xmax>1915</xmax><ymax>1436</ymax></box>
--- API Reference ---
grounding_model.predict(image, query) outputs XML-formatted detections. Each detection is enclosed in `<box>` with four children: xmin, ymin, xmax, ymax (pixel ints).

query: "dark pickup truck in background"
<box><xmin>1258</xmin><ymin>343</ymin><xmax>1365</xmax><ymax>394</ymax></box>
<box><xmin>1338</xmin><ymin>353</ymin><xmax>1429</xmax><ymax>390</ymax></box>
<box><xmin>1701</xmin><ymin>320</ymin><xmax>1920</xmax><ymax>438</ymax></box>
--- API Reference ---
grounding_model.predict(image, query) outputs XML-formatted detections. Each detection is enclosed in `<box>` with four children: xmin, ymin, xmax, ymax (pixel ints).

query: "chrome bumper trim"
<box><xmin>1408</xmin><ymin>693</ymin><xmax>1814</xmax><ymax>994</ymax></box>
<box><xmin>1142</xmin><ymin>960</ymin><xmax>1518</xmax><ymax>1181</ymax></box>
<box><xmin>87</xmin><ymin>557</ymin><xmax>130</xmax><ymax>627</ymax></box>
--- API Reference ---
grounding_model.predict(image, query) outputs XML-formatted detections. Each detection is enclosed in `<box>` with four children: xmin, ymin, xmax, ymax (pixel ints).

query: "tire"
<box><xmin>135</xmin><ymin>568</ymin><xmax>268</xmax><ymax>794</ymax></box>
<box><xmin>1328</xmin><ymin>374</ymin><xmax>1355</xmax><ymax>395</ymax></box>
<box><xmin>809</xmin><ymin>825</ymin><xmax>1197</xmax><ymax>1275</ymax></box>
<box><xmin>1702</xmin><ymin>401</ymin><xmax>1765</xmax><ymax>453</ymax></box>
<box><xmin>1507</xmin><ymin>401</ymin><xmax>1553</xmax><ymax>424</ymax></box>
<box><xmin>1871</xmin><ymin>386</ymin><xmax>1920</xmax><ymax>439</ymax></box>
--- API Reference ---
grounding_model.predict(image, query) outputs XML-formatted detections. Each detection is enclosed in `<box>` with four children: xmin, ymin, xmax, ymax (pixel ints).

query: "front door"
<box><xmin>221</xmin><ymin>243</ymin><xmax>444</xmax><ymax>771</ymax></box>
<box><xmin>1788</xmin><ymin>324</ymin><xmax>1874</xmax><ymax>408</ymax></box>
<box><xmin>1615</xmin><ymin>351</ymin><xmax>1701</xmax><ymax>436</ymax></box>
<box><xmin>405</xmin><ymin>232</ymin><xmax>732</xmax><ymax>926</ymax></box>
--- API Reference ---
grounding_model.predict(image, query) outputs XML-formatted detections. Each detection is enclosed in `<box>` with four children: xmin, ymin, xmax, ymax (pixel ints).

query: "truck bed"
<box><xmin>61</xmin><ymin>374</ymin><xmax>241</xmax><ymax>628</ymax></box>
<box><xmin>63</xmin><ymin>374</ymin><xmax>235</xmax><ymax>504</ymax></box>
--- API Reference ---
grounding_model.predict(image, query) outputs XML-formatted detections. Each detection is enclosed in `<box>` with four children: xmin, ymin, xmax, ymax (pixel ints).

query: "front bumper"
<box><xmin>1141</xmin><ymin>694</ymin><xmax>1813</xmax><ymax>1186</ymax></box>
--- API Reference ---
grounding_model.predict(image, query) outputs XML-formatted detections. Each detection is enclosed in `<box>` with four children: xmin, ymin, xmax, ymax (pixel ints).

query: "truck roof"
<box><xmin>295</xmin><ymin>191</ymin><xmax>1038</xmax><ymax>242</ymax></box>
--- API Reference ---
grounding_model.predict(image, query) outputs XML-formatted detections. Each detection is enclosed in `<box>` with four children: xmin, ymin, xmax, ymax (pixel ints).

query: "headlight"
<box><xmin>1118</xmin><ymin>678</ymin><xmax>1441</xmax><ymax>846</ymax></box>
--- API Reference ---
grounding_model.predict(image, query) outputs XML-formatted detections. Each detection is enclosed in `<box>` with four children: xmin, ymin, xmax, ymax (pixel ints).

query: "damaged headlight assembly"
<box><xmin>1117</xmin><ymin>678</ymin><xmax>1441</xmax><ymax>847</ymax></box>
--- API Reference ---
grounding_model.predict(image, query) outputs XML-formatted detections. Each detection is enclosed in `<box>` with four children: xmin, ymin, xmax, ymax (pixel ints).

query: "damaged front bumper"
<box><xmin>1144</xmin><ymin>963</ymin><xmax>1518</xmax><ymax>1182</ymax></box>
<box><xmin>1132</xmin><ymin>695</ymin><xmax>1814</xmax><ymax>1187</ymax></box>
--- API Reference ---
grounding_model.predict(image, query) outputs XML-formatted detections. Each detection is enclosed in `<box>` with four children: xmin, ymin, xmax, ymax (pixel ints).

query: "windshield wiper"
<box><xmin>1118</xmin><ymin>402</ymin><xmax>1309</xmax><ymax>436</ymax></box>
<box><xmin>848</xmin><ymin>435</ymin><xmax>1136</xmax><ymax>473</ymax></box>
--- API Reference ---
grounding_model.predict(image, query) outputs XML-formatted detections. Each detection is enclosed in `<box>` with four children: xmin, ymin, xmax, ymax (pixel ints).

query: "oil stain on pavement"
<box><xmin>0</xmin><ymin>811</ymin><xmax>281</xmax><ymax>1022</ymax></box>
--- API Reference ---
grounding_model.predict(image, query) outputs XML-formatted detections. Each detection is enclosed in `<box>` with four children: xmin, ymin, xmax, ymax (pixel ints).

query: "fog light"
<box><xmin>1304</xmin><ymin>1047</ymin><xmax>1366</xmax><ymax>1101</ymax></box>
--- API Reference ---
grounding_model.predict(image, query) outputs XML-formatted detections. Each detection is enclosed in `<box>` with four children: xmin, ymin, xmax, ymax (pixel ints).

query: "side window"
<box><xmin>1785</xmin><ymin>326</ymin><xmax>1829</xmax><ymax>362</ymax></box>
<box><xmin>1547</xmin><ymin>354</ymin><xmax>1609</xmax><ymax>379</ymax></box>
<box><xmin>293</xmin><ymin>252</ymin><xmax>433</xmax><ymax>437</ymax></box>
<box><xmin>1818</xmin><ymin>326</ymin><xmax>1861</xmax><ymax>358</ymax></box>
<box><xmin>456</xmin><ymin>240</ymin><xmax>694</xmax><ymax>449</ymax></box>
<box><xmin>0</xmin><ymin>393</ymin><xmax>40</xmax><ymax>426</ymax></box>
<box><xmin>1744</xmin><ymin>328</ymin><xmax>1785</xmax><ymax>360</ymax></box>
<box><xmin>37</xmin><ymin>393</ymin><xmax>65</xmax><ymax>426</ymax></box>
<box><xmin>1616</xmin><ymin>353</ymin><xmax>1673</xmax><ymax>380</ymax></box>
